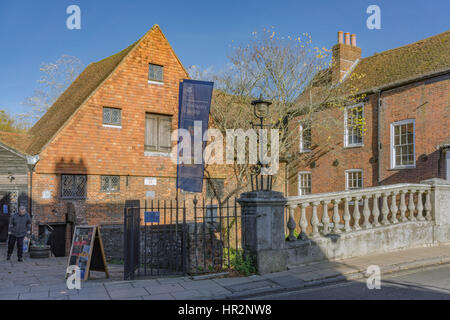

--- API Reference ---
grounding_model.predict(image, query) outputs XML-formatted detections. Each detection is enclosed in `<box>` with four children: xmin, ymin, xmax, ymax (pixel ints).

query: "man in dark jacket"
<box><xmin>7</xmin><ymin>206</ymin><xmax>31</xmax><ymax>262</ymax></box>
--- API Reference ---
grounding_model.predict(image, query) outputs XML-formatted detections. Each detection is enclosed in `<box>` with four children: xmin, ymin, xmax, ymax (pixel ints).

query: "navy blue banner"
<box><xmin>176</xmin><ymin>79</ymin><xmax>214</xmax><ymax>193</ymax></box>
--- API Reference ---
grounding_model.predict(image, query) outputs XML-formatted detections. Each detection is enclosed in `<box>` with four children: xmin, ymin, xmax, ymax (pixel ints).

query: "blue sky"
<box><xmin>0</xmin><ymin>0</ymin><xmax>449</xmax><ymax>117</ymax></box>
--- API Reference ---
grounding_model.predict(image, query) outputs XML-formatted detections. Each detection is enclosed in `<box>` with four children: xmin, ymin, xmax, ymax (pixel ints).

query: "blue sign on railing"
<box><xmin>144</xmin><ymin>211</ymin><xmax>160</xmax><ymax>223</ymax></box>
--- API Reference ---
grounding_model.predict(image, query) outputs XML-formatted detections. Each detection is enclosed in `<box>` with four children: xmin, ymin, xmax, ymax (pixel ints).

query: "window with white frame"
<box><xmin>298</xmin><ymin>172</ymin><xmax>312</xmax><ymax>195</ymax></box>
<box><xmin>299</xmin><ymin>121</ymin><xmax>312</xmax><ymax>152</ymax></box>
<box><xmin>391</xmin><ymin>119</ymin><xmax>415</xmax><ymax>169</ymax></box>
<box><xmin>345</xmin><ymin>170</ymin><xmax>363</xmax><ymax>190</ymax></box>
<box><xmin>344</xmin><ymin>104</ymin><xmax>363</xmax><ymax>147</ymax></box>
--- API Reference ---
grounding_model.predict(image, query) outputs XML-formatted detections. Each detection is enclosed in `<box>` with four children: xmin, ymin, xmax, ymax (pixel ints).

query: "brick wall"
<box><xmin>288</xmin><ymin>75</ymin><xmax>449</xmax><ymax>196</ymax></box>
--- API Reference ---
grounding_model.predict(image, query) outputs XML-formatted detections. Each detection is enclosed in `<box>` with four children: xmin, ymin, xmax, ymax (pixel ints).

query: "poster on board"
<box><xmin>66</xmin><ymin>225</ymin><xmax>109</xmax><ymax>281</ymax></box>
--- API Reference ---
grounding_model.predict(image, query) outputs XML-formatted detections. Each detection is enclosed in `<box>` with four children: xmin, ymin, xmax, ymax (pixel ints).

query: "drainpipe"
<box><xmin>285</xmin><ymin>161</ymin><xmax>288</xmax><ymax>195</ymax></box>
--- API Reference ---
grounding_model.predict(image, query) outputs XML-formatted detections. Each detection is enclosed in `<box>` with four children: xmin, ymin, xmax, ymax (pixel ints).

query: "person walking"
<box><xmin>7</xmin><ymin>206</ymin><xmax>31</xmax><ymax>262</ymax></box>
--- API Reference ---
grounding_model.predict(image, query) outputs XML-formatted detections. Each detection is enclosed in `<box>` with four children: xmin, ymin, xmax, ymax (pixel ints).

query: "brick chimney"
<box><xmin>332</xmin><ymin>31</ymin><xmax>361</xmax><ymax>83</ymax></box>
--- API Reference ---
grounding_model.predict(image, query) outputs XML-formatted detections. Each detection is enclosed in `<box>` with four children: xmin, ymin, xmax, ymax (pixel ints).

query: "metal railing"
<box><xmin>123</xmin><ymin>197</ymin><xmax>243</xmax><ymax>280</ymax></box>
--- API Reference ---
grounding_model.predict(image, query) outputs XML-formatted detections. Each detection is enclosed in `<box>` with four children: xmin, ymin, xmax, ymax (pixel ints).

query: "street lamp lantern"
<box><xmin>249</xmin><ymin>94</ymin><xmax>273</xmax><ymax>192</ymax></box>
<box><xmin>251</xmin><ymin>95</ymin><xmax>272</xmax><ymax>120</ymax></box>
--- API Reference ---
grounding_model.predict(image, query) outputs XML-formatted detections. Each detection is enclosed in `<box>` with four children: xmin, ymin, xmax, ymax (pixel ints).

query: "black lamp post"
<box><xmin>250</xmin><ymin>95</ymin><xmax>273</xmax><ymax>191</ymax></box>
<box><xmin>26</xmin><ymin>155</ymin><xmax>39</xmax><ymax>219</ymax></box>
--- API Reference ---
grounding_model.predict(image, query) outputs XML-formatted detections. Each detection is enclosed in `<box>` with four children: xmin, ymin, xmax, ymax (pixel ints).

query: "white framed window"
<box><xmin>344</xmin><ymin>103</ymin><xmax>364</xmax><ymax>147</ymax></box>
<box><xmin>299</xmin><ymin>121</ymin><xmax>312</xmax><ymax>153</ymax></box>
<box><xmin>298</xmin><ymin>172</ymin><xmax>312</xmax><ymax>196</ymax></box>
<box><xmin>391</xmin><ymin>119</ymin><xmax>415</xmax><ymax>169</ymax></box>
<box><xmin>345</xmin><ymin>169</ymin><xmax>363</xmax><ymax>190</ymax></box>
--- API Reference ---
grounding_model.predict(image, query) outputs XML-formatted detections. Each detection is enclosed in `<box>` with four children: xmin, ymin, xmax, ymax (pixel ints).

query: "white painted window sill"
<box><xmin>344</xmin><ymin>144</ymin><xmax>363</xmax><ymax>149</ymax></box>
<box><xmin>390</xmin><ymin>165</ymin><xmax>416</xmax><ymax>170</ymax></box>
<box><xmin>148</xmin><ymin>80</ymin><xmax>164</xmax><ymax>85</ymax></box>
<box><xmin>102</xmin><ymin>124</ymin><xmax>122</xmax><ymax>129</ymax></box>
<box><xmin>144</xmin><ymin>151</ymin><xmax>171</xmax><ymax>157</ymax></box>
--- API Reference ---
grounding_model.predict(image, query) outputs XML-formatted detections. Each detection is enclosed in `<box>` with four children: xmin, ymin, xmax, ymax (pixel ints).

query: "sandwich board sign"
<box><xmin>66</xmin><ymin>225</ymin><xmax>109</xmax><ymax>281</ymax></box>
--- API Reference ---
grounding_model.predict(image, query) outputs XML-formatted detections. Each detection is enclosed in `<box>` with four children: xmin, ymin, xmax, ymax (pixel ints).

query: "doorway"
<box><xmin>0</xmin><ymin>192</ymin><xmax>10</xmax><ymax>242</ymax></box>
<box><xmin>39</xmin><ymin>224</ymin><xmax>67</xmax><ymax>257</ymax></box>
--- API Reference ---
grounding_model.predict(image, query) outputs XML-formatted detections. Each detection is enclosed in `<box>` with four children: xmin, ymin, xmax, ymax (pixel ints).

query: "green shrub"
<box><xmin>223</xmin><ymin>248</ymin><xmax>256</xmax><ymax>276</ymax></box>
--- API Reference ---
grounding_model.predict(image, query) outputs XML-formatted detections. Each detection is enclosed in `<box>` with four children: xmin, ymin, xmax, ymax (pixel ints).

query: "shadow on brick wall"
<box><xmin>380</xmin><ymin>149</ymin><xmax>444</xmax><ymax>186</ymax></box>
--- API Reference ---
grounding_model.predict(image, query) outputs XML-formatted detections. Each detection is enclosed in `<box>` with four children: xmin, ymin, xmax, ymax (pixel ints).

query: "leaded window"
<box><xmin>101</xmin><ymin>176</ymin><xmax>120</xmax><ymax>192</ymax></box>
<box><xmin>148</xmin><ymin>63</ymin><xmax>163</xmax><ymax>82</ymax></box>
<box><xmin>103</xmin><ymin>107</ymin><xmax>121</xmax><ymax>126</ymax></box>
<box><xmin>61</xmin><ymin>175</ymin><xmax>87</xmax><ymax>199</ymax></box>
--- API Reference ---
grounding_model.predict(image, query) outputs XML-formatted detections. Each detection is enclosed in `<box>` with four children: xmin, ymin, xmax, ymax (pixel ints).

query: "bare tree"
<box><xmin>20</xmin><ymin>55</ymin><xmax>83</xmax><ymax>127</ymax></box>
<box><xmin>191</xmin><ymin>28</ymin><xmax>364</xmax><ymax>201</ymax></box>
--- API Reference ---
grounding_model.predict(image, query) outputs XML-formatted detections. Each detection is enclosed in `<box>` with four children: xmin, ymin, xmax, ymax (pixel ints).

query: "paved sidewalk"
<box><xmin>2</xmin><ymin>242</ymin><xmax>450</xmax><ymax>300</ymax></box>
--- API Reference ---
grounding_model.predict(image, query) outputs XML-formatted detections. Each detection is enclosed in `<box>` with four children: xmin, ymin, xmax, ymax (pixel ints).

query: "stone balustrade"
<box><xmin>239</xmin><ymin>179</ymin><xmax>450</xmax><ymax>274</ymax></box>
<box><xmin>285</xmin><ymin>183</ymin><xmax>433</xmax><ymax>241</ymax></box>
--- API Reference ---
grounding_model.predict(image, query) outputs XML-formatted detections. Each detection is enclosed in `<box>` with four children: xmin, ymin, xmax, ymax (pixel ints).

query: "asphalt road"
<box><xmin>256</xmin><ymin>264</ymin><xmax>450</xmax><ymax>300</ymax></box>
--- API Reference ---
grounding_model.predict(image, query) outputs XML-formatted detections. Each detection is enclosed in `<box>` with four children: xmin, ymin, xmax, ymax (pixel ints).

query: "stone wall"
<box><xmin>100</xmin><ymin>224</ymin><xmax>124</xmax><ymax>262</ymax></box>
<box><xmin>100</xmin><ymin>222</ymin><xmax>224</xmax><ymax>275</ymax></box>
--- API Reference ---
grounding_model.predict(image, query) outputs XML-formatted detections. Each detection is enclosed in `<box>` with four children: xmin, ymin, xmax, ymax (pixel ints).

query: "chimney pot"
<box><xmin>337</xmin><ymin>31</ymin><xmax>344</xmax><ymax>44</ymax></box>
<box><xmin>344</xmin><ymin>32</ymin><xmax>350</xmax><ymax>45</ymax></box>
<box><xmin>351</xmin><ymin>34</ymin><xmax>357</xmax><ymax>47</ymax></box>
<box><xmin>331</xmin><ymin>31</ymin><xmax>362</xmax><ymax>84</ymax></box>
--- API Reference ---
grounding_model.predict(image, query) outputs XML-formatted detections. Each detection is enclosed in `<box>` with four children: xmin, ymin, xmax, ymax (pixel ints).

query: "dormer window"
<box><xmin>148</xmin><ymin>63</ymin><xmax>163</xmax><ymax>83</ymax></box>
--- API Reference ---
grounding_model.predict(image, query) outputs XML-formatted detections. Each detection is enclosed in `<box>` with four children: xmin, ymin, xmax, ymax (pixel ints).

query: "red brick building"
<box><xmin>0</xmin><ymin>25</ymin><xmax>238</xmax><ymax>251</ymax></box>
<box><xmin>289</xmin><ymin>30</ymin><xmax>450</xmax><ymax>197</ymax></box>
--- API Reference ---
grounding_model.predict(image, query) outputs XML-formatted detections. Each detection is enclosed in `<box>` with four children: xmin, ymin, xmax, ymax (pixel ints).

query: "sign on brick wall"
<box><xmin>144</xmin><ymin>177</ymin><xmax>157</xmax><ymax>186</ymax></box>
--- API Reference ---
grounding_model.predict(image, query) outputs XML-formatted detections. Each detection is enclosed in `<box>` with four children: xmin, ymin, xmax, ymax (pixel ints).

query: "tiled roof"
<box><xmin>25</xmin><ymin>40</ymin><xmax>140</xmax><ymax>155</ymax></box>
<box><xmin>0</xmin><ymin>25</ymin><xmax>162</xmax><ymax>155</ymax></box>
<box><xmin>0</xmin><ymin>131</ymin><xmax>34</xmax><ymax>155</ymax></box>
<box><xmin>343</xmin><ymin>30</ymin><xmax>450</xmax><ymax>93</ymax></box>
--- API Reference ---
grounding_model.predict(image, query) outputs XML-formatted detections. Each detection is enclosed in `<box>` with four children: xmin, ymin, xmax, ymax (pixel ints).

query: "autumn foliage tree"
<box><xmin>0</xmin><ymin>110</ymin><xmax>25</xmax><ymax>133</ymax></box>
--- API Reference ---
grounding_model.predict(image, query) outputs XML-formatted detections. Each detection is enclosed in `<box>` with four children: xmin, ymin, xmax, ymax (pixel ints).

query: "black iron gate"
<box><xmin>123</xmin><ymin>197</ymin><xmax>243</xmax><ymax>280</ymax></box>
